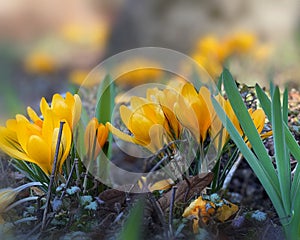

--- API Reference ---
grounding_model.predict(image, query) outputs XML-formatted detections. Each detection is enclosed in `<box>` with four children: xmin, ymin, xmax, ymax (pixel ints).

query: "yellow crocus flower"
<box><xmin>24</xmin><ymin>52</ymin><xmax>56</xmax><ymax>74</ymax></box>
<box><xmin>174</xmin><ymin>83</ymin><xmax>212</xmax><ymax>144</ymax></box>
<box><xmin>245</xmin><ymin>108</ymin><xmax>272</xmax><ymax>146</ymax></box>
<box><xmin>0</xmin><ymin>92</ymin><xmax>81</xmax><ymax>175</ymax></box>
<box><xmin>224</xmin><ymin>32</ymin><xmax>256</xmax><ymax>55</ymax></box>
<box><xmin>210</xmin><ymin>96</ymin><xmax>270</xmax><ymax>150</ymax></box>
<box><xmin>146</xmin><ymin>87</ymin><xmax>182</xmax><ymax>140</ymax></box>
<box><xmin>84</xmin><ymin>118</ymin><xmax>109</xmax><ymax>160</ymax></box>
<box><xmin>0</xmin><ymin>182</ymin><xmax>42</xmax><ymax>224</ymax></box>
<box><xmin>195</xmin><ymin>35</ymin><xmax>229</xmax><ymax>62</ymax></box>
<box><xmin>0</xmin><ymin>111</ymin><xmax>72</xmax><ymax>175</ymax></box>
<box><xmin>27</xmin><ymin>92</ymin><xmax>82</xmax><ymax>130</ymax></box>
<box><xmin>0</xmin><ymin>188</ymin><xmax>18</xmax><ymax>224</ymax></box>
<box><xmin>107</xmin><ymin>96</ymin><xmax>169</xmax><ymax>152</ymax></box>
<box><xmin>209</xmin><ymin>94</ymin><xmax>242</xmax><ymax>151</ymax></box>
<box><xmin>191</xmin><ymin>33</ymin><xmax>261</xmax><ymax>79</ymax></box>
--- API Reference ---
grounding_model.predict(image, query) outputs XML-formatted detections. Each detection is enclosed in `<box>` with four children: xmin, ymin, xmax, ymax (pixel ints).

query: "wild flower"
<box><xmin>0</xmin><ymin>93</ymin><xmax>82</xmax><ymax>175</ymax></box>
<box><xmin>84</xmin><ymin>118</ymin><xmax>109</xmax><ymax>160</ymax></box>
<box><xmin>174</xmin><ymin>83</ymin><xmax>212</xmax><ymax>144</ymax></box>
<box><xmin>107</xmin><ymin>96</ymin><xmax>169</xmax><ymax>152</ymax></box>
<box><xmin>24</xmin><ymin>52</ymin><xmax>56</xmax><ymax>74</ymax></box>
<box><xmin>27</xmin><ymin>92</ymin><xmax>82</xmax><ymax>130</ymax></box>
<box><xmin>192</xmin><ymin>32</ymin><xmax>268</xmax><ymax>79</ymax></box>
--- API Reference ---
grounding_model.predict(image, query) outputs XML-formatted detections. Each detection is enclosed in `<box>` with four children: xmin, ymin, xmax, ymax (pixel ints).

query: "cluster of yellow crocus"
<box><xmin>175</xmin><ymin>83</ymin><xmax>270</xmax><ymax>151</ymax></box>
<box><xmin>192</xmin><ymin>33</ymin><xmax>261</xmax><ymax>79</ymax></box>
<box><xmin>0</xmin><ymin>91</ymin><xmax>111</xmax><ymax>176</ymax></box>
<box><xmin>109</xmin><ymin>82</ymin><xmax>270</xmax><ymax>154</ymax></box>
<box><xmin>107</xmin><ymin>86</ymin><xmax>183</xmax><ymax>153</ymax></box>
<box><xmin>0</xmin><ymin>92</ymin><xmax>82</xmax><ymax>175</ymax></box>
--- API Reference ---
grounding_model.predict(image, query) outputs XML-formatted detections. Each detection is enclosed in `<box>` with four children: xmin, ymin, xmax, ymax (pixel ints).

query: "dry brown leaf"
<box><xmin>157</xmin><ymin>172</ymin><xmax>214</xmax><ymax>212</ymax></box>
<box><xmin>98</xmin><ymin>189</ymin><xmax>127</xmax><ymax>207</ymax></box>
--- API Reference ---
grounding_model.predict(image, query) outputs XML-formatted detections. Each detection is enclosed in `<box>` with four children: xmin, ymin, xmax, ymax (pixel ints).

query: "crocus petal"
<box><xmin>72</xmin><ymin>94</ymin><xmax>82</xmax><ymax>128</ymax></box>
<box><xmin>0</xmin><ymin>188</ymin><xmax>18</xmax><ymax>213</ymax></box>
<box><xmin>174</xmin><ymin>99</ymin><xmax>200</xmax><ymax>143</ymax></box>
<box><xmin>251</xmin><ymin>109</ymin><xmax>266</xmax><ymax>133</ymax></box>
<box><xmin>141</xmin><ymin>103</ymin><xmax>163</xmax><ymax>124</ymax></box>
<box><xmin>15</xmin><ymin>114</ymin><xmax>41</xmax><ymax>154</ymax></box>
<box><xmin>97</xmin><ymin>124</ymin><xmax>109</xmax><ymax>148</ymax></box>
<box><xmin>84</xmin><ymin>118</ymin><xmax>108</xmax><ymax>159</ymax></box>
<box><xmin>147</xmin><ymin>124</ymin><xmax>165</xmax><ymax>152</ymax></box>
<box><xmin>53</xmin><ymin>101</ymin><xmax>72</xmax><ymax>128</ymax></box>
<box><xmin>40</xmin><ymin>97</ymin><xmax>50</xmax><ymax>117</ymax></box>
<box><xmin>51</xmin><ymin>123</ymin><xmax>72</xmax><ymax>172</ymax></box>
<box><xmin>27</xmin><ymin>107</ymin><xmax>42</xmax><ymax>126</ymax></box>
<box><xmin>85</xmin><ymin>118</ymin><xmax>98</xmax><ymax>158</ymax></box>
<box><xmin>199</xmin><ymin>86</ymin><xmax>215</xmax><ymax>118</ymax></box>
<box><xmin>129</xmin><ymin>112</ymin><xmax>155</xmax><ymax>144</ymax></box>
<box><xmin>106</xmin><ymin>122</ymin><xmax>135</xmax><ymax>144</ymax></box>
<box><xmin>130</xmin><ymin>96</ymin><xmax>148</xmax><ymax>111</ymax></box>
<box><xmin>6</xmin><ymin>119</ymin><xmax>17</xmax><ymax>130</ymax></box>
<box><xmin>181</xmin><ymin>83</ymin><xmax>199</xmax><ymax>103</ymax></box>
<box><xmin>27</xmin><ymin>135</ymin><xmax>51</xmax><ymax>174</ymax></box>
<box><xmin>119</xmin><ymin>105</ymin><xmax>133</xmax><ymax>129</ymax></box>
<box><xmin>149</xmin><ymin>178</ymin><xmax>174</xmax><ymax>191</ymax></box>
<box><xmin>191</xmin><ymin>100</ymin><xmax>211</xmax><ymax>141</ymax></box>
<box><xmin>52</xmin><ymin>93</ymin><xmax>65</xmax><ymax>107</ymax></box>
<box><xmin>42</xmin><ymin>110</ymin><xmax>57</xmax><ymax>144</ymax></box>
<box><xmin>0</xmin><ymin>127</ymin><xmax>31</xmax><ymax>161</ymax></box>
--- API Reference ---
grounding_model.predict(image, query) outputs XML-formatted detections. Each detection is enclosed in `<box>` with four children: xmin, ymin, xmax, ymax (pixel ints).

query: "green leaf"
<box><xmin>212</xmin><ymin>97</ymin><xmax>285</xmax><ymax>218</ymax></box>
<box><xmin>256</xmin><ymin>84</ymin><xmax>300</xmax><ymax>163</ymax></box>
<box><xmin>291</xmin><ymin>164</ymin><xmax>300</xmax><ymax>206</ymax></box>
<box><xmin>271</xmin><ymin>87</ymin><xmax>291</xmax><ymax>215</ymax></box>
<box><xmin>255</xmin><ymin>84</ymin><xmax>271</xmax><ymax>118</ymax></box>
<box><xmin>269</xmin><ymin>81</ymin><xmax>275</xmax><ymax>98</ymax></box>
<box><xmin>95</xmin><ymin>74</ymin><xmax>115</xmax><ymax>124</ymax></box>
<box><xmin>221</xmin><ymin>69</ymin><xmax>279</xmax><ymax>188</ymax></box>
<box><xmin>283</xmin><ymin>87</ymin><xmax>288</xmax><ymax>124</ymax></box>
<box><xmin>117</xmin><ymin>199</ymin><xmax>144</xmax><ymax>240</ymax></box>
<box><xmin>95</xmin><ymin>74</ymin><xmax>115</xmax><ymax>160</ymax></box>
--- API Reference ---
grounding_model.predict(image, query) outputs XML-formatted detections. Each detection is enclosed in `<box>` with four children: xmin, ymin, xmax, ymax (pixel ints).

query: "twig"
<box><xmin>24</xmin><ymin>222</ymin><xmax>42</xmax><ymax>238</ymax></box>
<box><xmin>221</xmin><ymin>153</ymin><xmax>243</xmax><ymax>191</ymax></box>
<box><xmin>75</xmin><ymin>158</ymin><xmax>80</xmax><ymax>186</ymax></box>
<box><xmin>147</xmin><ymin>192</ymin><xmax>168</xmax><ymax>238</ymax></box>
<box><xmin>168</xmin><ymin>186</ymin><xmax>177</xmax><ymax>238</ymax></box>
<box><xmin>145</xmin><ymin>155</ymin><xmax>169</xmax><ymax>179</ymax></box>
<box><xmin>60</xmin><ymin>157</ymin><xmax>78</xmax><ymax>200</ymax></box>
<box><xmin>41</xmin><ymin>121</ymin><xmax>65</xmax><ymax>231</ymax></box>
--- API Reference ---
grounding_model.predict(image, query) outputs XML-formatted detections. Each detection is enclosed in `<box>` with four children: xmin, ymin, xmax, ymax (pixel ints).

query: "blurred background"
<box><xmin>0</xmin><ymin>0</ymin><xmax>299</xmax><ymax>121</ymax></box>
